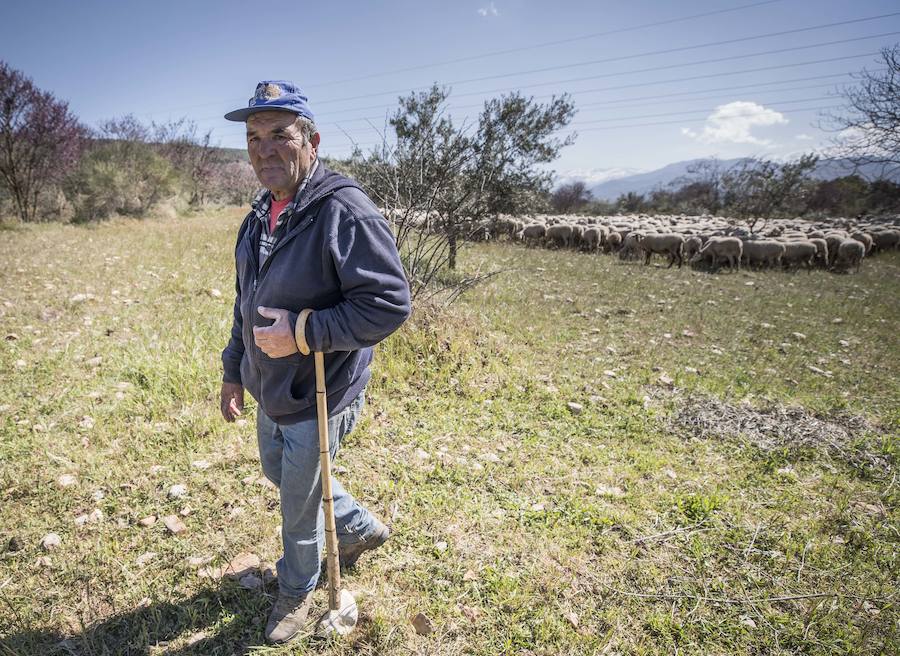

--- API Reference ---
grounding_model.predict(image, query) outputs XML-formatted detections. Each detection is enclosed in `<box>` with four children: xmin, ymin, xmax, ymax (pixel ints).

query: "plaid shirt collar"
<box><xmin>250</xmin><ymin>158</ymin><xmax>320</xmax><ymax>233</ymax></box>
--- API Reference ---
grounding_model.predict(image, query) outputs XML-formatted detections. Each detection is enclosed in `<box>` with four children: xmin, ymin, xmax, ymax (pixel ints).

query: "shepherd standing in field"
<box><xmin>219</xmin><ymin>80</ymin><xmax>411</xmax><ymax>644</ymax></box>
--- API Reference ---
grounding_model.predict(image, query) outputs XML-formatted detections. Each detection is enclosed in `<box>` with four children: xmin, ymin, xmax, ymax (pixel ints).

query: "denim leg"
<box><xmin>255</xmin><ymin>391</ymin><xmax>380</xmax><ymax>596</ymax></box>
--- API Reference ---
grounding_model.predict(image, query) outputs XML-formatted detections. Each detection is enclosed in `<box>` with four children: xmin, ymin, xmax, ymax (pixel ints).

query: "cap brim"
<box><xmin>224</xmin><ymin>106</ymin><xmax>301</xmax><ymax>122</ymax></box>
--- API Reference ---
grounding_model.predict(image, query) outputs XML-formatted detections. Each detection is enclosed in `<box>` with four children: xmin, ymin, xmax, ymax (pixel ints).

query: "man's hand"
<box><xmin>220</xmin><ymin>382</ymin><xmax>244</xmax><ymax>422</ymax></box>
<box><xmin>253</xmin><ymin>306</ymin><xmax>300</xmax><ymax>358</ymax></box>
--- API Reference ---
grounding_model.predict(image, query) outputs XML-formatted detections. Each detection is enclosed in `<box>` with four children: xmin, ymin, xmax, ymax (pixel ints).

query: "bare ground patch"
<box><xmin>654</xmin><ymin>388</ymin><xmax>894</xmax><ymax>477</ymax></box>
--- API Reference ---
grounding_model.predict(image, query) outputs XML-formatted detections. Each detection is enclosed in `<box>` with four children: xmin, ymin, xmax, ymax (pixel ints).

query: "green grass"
<box><xmin>1</xmin><ymin>212</ymin><xmax>898</xmax><ymax>655</ymax></box>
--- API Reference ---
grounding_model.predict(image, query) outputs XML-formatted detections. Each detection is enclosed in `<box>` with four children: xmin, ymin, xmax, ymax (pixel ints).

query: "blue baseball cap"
<box><xmin>224</xmin><ymin>80</ymin><xmax>315</xmax><ymax>122</ymax></box>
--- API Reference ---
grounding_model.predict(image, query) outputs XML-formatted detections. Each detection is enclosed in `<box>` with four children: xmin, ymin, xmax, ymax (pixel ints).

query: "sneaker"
<box><xmin>339</xmin><ymin>521</ymin><xmax>390</xmax><ymax>570</ymax></box>
<box><xmin>265</xmin><ymin>591</ymin><xmax>313</xmax><ymax>644</ymax></box>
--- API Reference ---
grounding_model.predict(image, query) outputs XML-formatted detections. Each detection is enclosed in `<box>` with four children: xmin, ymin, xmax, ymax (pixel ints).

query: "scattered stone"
<box><xmin>167</xmin><ymin>484</ymin><xmax>187</xmax><ymax>499</ymax></box>
<box><xmin>138</xmin><ymin>515</ymin><xmax>157</xmax><ymax>527</ymax></box>
<box><xmin>36</xmin><ymin>556</ymin><xmax>52</xmax><ymax>568</ymax></box>
<box><xmin>434</xmin><ymin>541</ymin><xmax>448</xmax><ymax>552</ymax></box>
<box><xmin>595</xmin><ymin>485</ymin><xmax>626</xmax><ymax>498</ymax></box>
<box><xmin>57</xmin><ymin>474</ymin><xmax>77</xmax><ymax>488</ymax></box>
<box><xmin>480</xmin><ymin>452</ymin><xmax>501</xmax><ymax>463</ymax></box>
<box><xmin>530</xmin><ymin>502</ymin><xmax>545</xmax><ymax>512</ymax></box>
<box><xmin>5</xmin><ymin>333</ymin><xmax>19</xmax><ymax>341</ymax></box>
<box><xmin>86</xmin><ymin>356</ymin><xmax>103</xmax><ymax>368</ymax></box>
<box><xmin>411</xmin><ymin>612</ymin><xmax>434</xmax><ymax>635</ymax></box>
<box><xmin>208</xmin><ymin>288</ymin><xmax>222</xmax><ymax>298</ymax></box>
<box><xmin>566</xmin><ymin>401</ymin><xmax>583</xmax><ymax>415</ymax></box>
<box><xmin>684</xmin><ymin>367</ymin><xmax>699</xmax><ymax>374</ymax></box>
<box><xmin>190</xmin><ymin>460</ymin><xmax>211</xmax><ymax>470</ymax></box>
<box><xmin>162</xmin><ymin>515</ymin><xmax>187</xmax><ymax>535</ymax></box>
<box><xmin>603</xmin><ymin>370</ymin><xmax>617</xmax><ymax>378</ymax></box>
<box><xmin>78</xmin><ymin>416</ymin><xmax>94</xmax><ymax>429</ymax></box>
<box><xmin>7</xmin><ymin>536</ymin><xmax>22</xmax><ymax>552</ymax></box>
<box><xmin>224</xmin><ymin>552</ymin><xmax>261</xmax><ymax>578</ymax></box>
<box><xmin>14</xmin><ymin>359</ymin><xmax>27</xmax><ymax>369</ymax></box>
<box><xmin>187</xmin><ymin>555</ymin><xmax>213</xmax><ymax>568</ymax></box>
<box><xmin>760</xmin><ymin>322</ymin><xmax>774</xmax><ymax>329</ymax></box>
<box><xmin>135</xmin><ymin>552</ymin><xmax>157</xmax><ymax>566</ymax></box>
<box><xmin>832</xmin><ymin>318</ymin><xmax>844</xmax><ymax>324</ymax></box>
<box><xmin>682</xmin><ymin>330</ymin><xmax>695</xmax><ymax>337</ymax></box>
<box><xmin>415</xmin><ymin>448</ymin><xmax>431</xmax><ymax>461</ymax></box>
<box><xmin>88</xmin><ymin>509</ymin><xmax>104</xmax><ymax>523</ymax></box>
<box><xmin>463</xmin><ymin>569</ymin><xmax>478</xmax><ymax>582</ymax></box>
<box><xmin>791</xmin><ymin>332</ymin><xmax>807</xmax><ymax>341</ymax></box>
<box><xmin>40</xmin><ymin>533</ymin><xmax>61</xmax><ymax>550</ymax></box>
<box><xmin>663</xmin><ymin>468</ymin><xmax>677</xmax><ymax>480</ymax></box>
<box><xmin>658</xmin><ymin>374</ymin><xmax>674</xmax><ymax>388</ymax></box>
<box><xmin>565</xmin><ymin>611</ymin><xmax>580</xmax><ymax>628</ymax></box>
<box><xmin>741</xmin><ymin>616</ymin><xmax>757</xmax><ymax>629</ymax></box>
<box><xmin>239</xmin><ymin>573</ymin><xmax>263</xmax><ymax>589</ymax></box>
<box><xmin>69</xmin><ymin>293</ymin><xmax>93</xmax><ymax>303</ymax></box>
<box><xmin>459</xmin><ymin>605</ymin><xmax>480</xmax><ymax>622</ymax></box>
<box><xmin>92</xmin><ymin>490</ymin><xmax>105</xmax><ymax>501</ymax></box>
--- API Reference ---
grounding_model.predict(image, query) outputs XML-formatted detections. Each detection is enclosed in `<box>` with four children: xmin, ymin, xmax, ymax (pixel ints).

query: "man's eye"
<box><xmin>274</xmin><ymin>135</ymin><xmax>286</xmax><ymax>141</ymax></box>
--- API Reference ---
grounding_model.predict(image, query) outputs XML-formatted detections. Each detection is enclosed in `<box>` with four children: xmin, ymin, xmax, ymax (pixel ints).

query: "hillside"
<box><xmin>580</xmin><ymin>158</ymin><xmax>900</xmax><ymax>201</ymax></box>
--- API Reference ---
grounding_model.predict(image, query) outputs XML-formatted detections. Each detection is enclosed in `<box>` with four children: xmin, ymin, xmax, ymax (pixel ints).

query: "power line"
<box><xmin>570</xmin><ymin>104</ymin><xmax>843</xmax><ymax>132</ymax></box>
<box><xmin>439</xmin><ymin>13</ymin><xmax>900</xmax><ymax>89</ymax></box>
<box><xmin>570</xmin><ymin>96</ymin><xmax>835</xmax><ymax>125</ymax></box>
<box><xmin>204</xmin><ymin>64</ymin><xmax>871</xmax><ymax>143</ymax></box>
<box><xmin>315</xmin><ymin>32</ymin><xmax>900</xmax><ymax>105</ymax></box>
<box><xmin>450</xmin><ymin>51</ymin><xmax>887</xmax><ymax>99</ymax></box>
<box><xmin>305</xmin><ymin>0</ymin><xmax>787</xmax><ymax>88</ymax></box>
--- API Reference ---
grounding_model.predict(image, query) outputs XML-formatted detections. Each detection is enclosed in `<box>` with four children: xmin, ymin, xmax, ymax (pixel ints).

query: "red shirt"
<box><xmin>270</xmin><ymin>196</ymin><xmax>291</xmax><ymax>233</ymax></box>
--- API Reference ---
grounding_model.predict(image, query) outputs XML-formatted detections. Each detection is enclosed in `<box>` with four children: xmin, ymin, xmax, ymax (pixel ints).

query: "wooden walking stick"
<box><xmin>314</xmin><ymin>351</ymin><xmax>358</xmax><ymax>636</ymax></box>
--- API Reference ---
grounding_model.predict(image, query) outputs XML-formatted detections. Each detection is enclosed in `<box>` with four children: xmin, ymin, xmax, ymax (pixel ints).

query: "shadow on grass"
<box><xmin>0</xmin><ymin>563</ymin><xmax>379</xmax><ymax>656</ymax></box>
<box><xmin>2</xmin><ymin>578</ymin><xmax>269</xmax><ymax>656</ymax></box>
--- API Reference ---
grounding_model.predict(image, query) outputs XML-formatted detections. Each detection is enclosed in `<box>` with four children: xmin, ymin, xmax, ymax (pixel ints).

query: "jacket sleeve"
<box><xmin>221</xmin><ymin>271</ymin><xmax>244</xmax><ymax>384</ymax></box>
<box><xmin>303</xmin><ymin>211</ymin><xmax>412</xmax><ymax>353</ymax></box>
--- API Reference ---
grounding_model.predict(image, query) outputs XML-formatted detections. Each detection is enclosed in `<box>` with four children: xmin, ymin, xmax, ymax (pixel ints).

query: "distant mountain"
<box><xmin>571</xmin><ymin>158</ymin><xmax>899</xmax><ymax>201</ymax></box>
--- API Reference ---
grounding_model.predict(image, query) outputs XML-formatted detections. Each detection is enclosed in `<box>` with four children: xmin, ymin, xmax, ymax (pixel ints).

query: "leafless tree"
<box><xmin>550</xmin><ymin>181</ymin><xmax>592</xmax><ymax>213</ymax></box>
<box><xmin>0</xmin><ymin>61</ymin><xmax>86</xmax><ymax>222</ymax></box>
<box><xmin>826</xmin><ymin>45</ymin><xmax>900</xmax><ymax>178</ymax></box>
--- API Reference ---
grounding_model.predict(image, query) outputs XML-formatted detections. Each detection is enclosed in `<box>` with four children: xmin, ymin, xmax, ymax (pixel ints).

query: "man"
<box><xmin>220</xmin><ymin>81</ymin><xmax>411</xmax><ymax>644</ymax></box>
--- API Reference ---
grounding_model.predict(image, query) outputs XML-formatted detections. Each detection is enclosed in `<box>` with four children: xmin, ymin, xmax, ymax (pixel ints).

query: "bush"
<box><xmin>66</xmin><ymin>141</ymin><xmax>177</xmax><ymax>222</ymax></box>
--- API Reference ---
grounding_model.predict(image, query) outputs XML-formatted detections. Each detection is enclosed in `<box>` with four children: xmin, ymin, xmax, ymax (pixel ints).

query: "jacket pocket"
<box><xmin>259</xmin><ymin>360</ymin><xmax>314</xmax><ymax>417</ymax></box>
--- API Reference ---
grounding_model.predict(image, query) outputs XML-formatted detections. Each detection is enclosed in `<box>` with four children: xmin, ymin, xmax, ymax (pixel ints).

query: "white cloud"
<box><xmin>557</xmin><ymin>167</ymin><xmax>644</xmax><ymax>186</ymax></box>
<box><xmin>681</xmin><ymin>101</ymin><xmax>787</xmax><ymax>146</ymax></box>
<box><xmin>477</xmin><ymin>2</ymin><xmax>499</xmax><ymax>17</ymax></box>
<box><xmin>795</xmin><ymin>133</ymin><xmax>814</xmax><ymax>141</ymax></box>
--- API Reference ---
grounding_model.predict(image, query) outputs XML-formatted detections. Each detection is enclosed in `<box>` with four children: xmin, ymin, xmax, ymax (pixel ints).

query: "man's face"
<box><xmin>246</xmin><ymin>111</ymin><xmax>320</xmax><ymax>198</ymax></box>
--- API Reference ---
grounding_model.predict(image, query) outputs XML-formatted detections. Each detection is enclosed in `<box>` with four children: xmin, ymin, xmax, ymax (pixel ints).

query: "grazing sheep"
<box><xmin>850</xmin><ymin>231</ymin><xmax>873</xmax><ymax>254</ymax></box>
<box><xmin>619</xmin><ymin>232</ymin><xmax>643</xmax><ymax>260</ymax></box>
<box><xmin>546</xmin><ymin>224</ymin><xmax>574</xmax><ymax>249</ymax></box>
<box><xmin>605</xmin><ymin>231</ymin><xmax>622</xmax><ymax>253</ymax></box>
<box><xmin>741</xmin><ymin>240</ymin><xmax>785</xmax><ymax>269</ymax></box>
<box><xmin>834</xmin><ymin>239</ymin><xmax>865</xmax><ymax>273</ymax></box>
<box><xmin>691</xmin><ymin>237</ymin><xmax>743</xmax><ymax>272</ymax></box>
<box><xmin>824</xmin><ymin>234</ymin><xmax>846</xmax><ymax>266</ymax></box>
<box><xmin>781</xmin><ymin>241</ymin><xmax>818</xmax><ymax>273</ymax></box>
<box><xmin>581</xmin><ymin>226</ymin><xmax>602</xmax><ymax>252</ymax></box>
<box><xmin>808</xmin><ymin>238</ymin><xmax>829</xmax><ymax>267</ymax></box>
<box><xmin>871</xmin><ymin>229</ymin><xmax>900</xmax><ymax>252</ymax></box>
<box><xmin>636</xmin><ymin>233</ymin><xmax>685</xmax><ymax>268</ymax></box>
<box><xmin>684</xmin><ymin>236</ymin><xmax>703</xmax><ymax>260</ymax></box>
<box><xmin>520</xmin><ymin>223</ymin><xmax>546</xmax><ymax>247</ymax></box>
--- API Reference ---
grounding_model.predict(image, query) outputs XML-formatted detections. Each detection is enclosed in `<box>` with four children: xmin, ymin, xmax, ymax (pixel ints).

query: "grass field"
<box><xmin>1</xmin><ymin>209</ymin><xmax>898</xmax><ymax>655</ymax></box>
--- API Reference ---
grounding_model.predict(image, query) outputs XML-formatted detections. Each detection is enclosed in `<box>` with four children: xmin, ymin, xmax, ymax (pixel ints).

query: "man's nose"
<box><xmin>257</xmin><ymin>138</ymin><xmax>277</xmax><ymax>158</ymax></box>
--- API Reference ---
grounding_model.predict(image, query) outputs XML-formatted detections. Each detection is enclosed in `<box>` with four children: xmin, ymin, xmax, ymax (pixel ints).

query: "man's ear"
<box><xmin>309</xmin><ymin>131</ymin><xmax>321</xmax><ymax>155</ymax></box>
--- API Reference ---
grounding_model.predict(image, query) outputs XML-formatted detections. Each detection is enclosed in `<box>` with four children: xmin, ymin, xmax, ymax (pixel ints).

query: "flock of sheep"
<box><xmin>486</xmin><ymin>214</ymin><xmax>900</xmax><ymax>273</ymax></box>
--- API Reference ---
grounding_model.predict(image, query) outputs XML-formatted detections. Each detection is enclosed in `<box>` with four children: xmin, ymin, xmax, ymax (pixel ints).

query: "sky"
<box><xmin>1</xmin><ymin>0</ymin><xmax>898</xmax><ymax>181</ymax></box>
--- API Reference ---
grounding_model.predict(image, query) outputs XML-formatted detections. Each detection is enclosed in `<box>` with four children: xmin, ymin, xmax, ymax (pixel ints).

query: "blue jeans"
<box><xmin>256</xmin><ymin>390</ymin><xmax>378</xmax><ymax>596</ymax></box>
